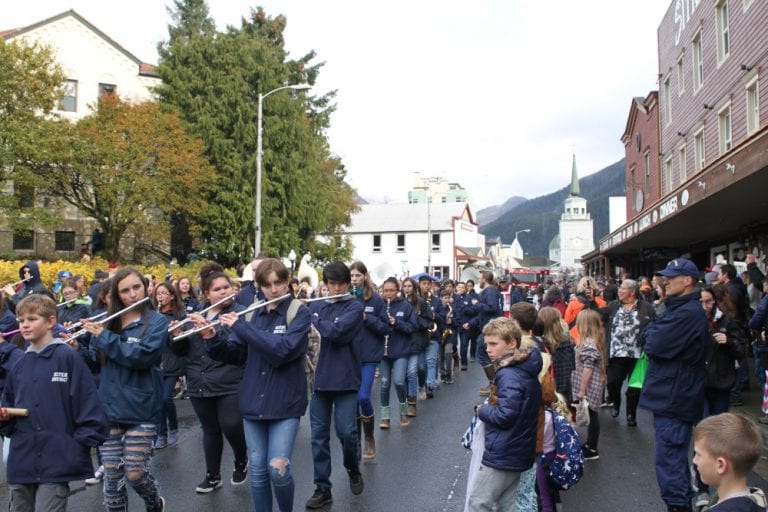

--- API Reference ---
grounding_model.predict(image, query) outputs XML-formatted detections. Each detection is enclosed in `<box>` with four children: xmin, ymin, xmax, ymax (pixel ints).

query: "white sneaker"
<box><xmin>85</xmin><ymin>465</ymin><xmax>104</xmax><ymax>485</ymax></box>
<box><xmin>417</xmin><ymin>386</ymin><xmax>427</xmax><ymax>401</ymax></box>
<box><xmin>695</xmin><ymin>492</ymin><xmax>710</xmax><ymax>508</ymax></box>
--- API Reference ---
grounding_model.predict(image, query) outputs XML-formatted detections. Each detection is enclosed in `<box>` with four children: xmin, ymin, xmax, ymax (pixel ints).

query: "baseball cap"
<box><xmin>655</xmin><ymin>258</ymin><xmax>699</xmax><ymax>278</ymax></box>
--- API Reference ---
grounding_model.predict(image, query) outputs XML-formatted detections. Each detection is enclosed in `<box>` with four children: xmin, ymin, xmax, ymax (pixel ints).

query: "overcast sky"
<box><xmin>5</xmin><ymin>1</ymin><xmax>671</xmax><ymax>209</ymax></box>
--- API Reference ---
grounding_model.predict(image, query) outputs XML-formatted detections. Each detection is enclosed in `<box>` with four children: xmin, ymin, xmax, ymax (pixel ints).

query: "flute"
<box><xmin>57</xmin><ymin>298</ymin><xmax>80</xmax><ymax>308</ymax></box>
<box><xmin>63</xmin><ymin>297</ymin><xmax>151</xmax><ymax>343</ymax></box>
<box><xmin>172</xmin><ymin>293</ymin><xmax>292</xmax><ymax>342</ymax></box>
<box><xmin>302</xmin><ymin>293</ymin><xmax>350</xmax><ymax>303</ymax></box>
<box><xmin>9</xmin><ymin>276</ymin><xmax>32</xmax><ymax>287</ymax></box>
<box><xmin>383</xmin><ymin>298</ymin><xmax>391</xmax><ymax>357</ymax></box>
<box><xmin>67</xmin><ymin>311</ymin><xmax>109</xmax><ymax>331</ymax></box>
<box><xmin>167</xmin><ymin>293</ymin><xmax>236</xmax><ymax>332</ymax></box>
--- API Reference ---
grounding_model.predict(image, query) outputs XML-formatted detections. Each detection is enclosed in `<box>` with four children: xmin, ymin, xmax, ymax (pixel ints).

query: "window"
<box><xmin>693</xmin><ymin>29</ymin><xmax>704</xmax><ymax>91</ymax></box>
<box><xmin>718</xmin><ymin>103</ymin><xmax>733</xmax><ymax>153</ymax></box>
<box><xmin>441</xmin><ymin>196</ymin><xmax>447</xmax><ymax>203</ymax></box>
<box><xmin>431</xmin><ymin>233</ymin><xmax>440</xmax><ymax>252</ymax></box>
<box><xmin>677</xmin><ymin>54</ymin><xmax>685</xmax><ymax>94</ymax></box>
<box><xmin>644</xmin><ymin>151</ymin><xmax>651</xmax><ymax>193</ymax></box>
<box><xmin>694</xmin><ymin>128</ymin><xmax>706</xmax><ymax>171</ymax></box>
<box><xmin>678</xmin><ymin>144</ymin><xmax>687</xmax><ymax>182</ymax></box>
<box><xmin>14</xmin><ymin>184</ymin><xmax>34</xmax><ymax>208</ymax></box>
<box><xmin>12</xmin><ymin>230</ymin><xmax>34</xmax><ymax>251</ymax></box>
<box><xmin>665</xmin><ymin>156</ymin><xmax>673</xmax><ymax>194</ymax></box>
<box><xmin>55</xmin><ymin>231</ymin><xmax>76</xmax><ymax>251</ymax></box>
<box><xmin>663</xmin><ymin>75</ymin><xmax>672</xmax><ymax>126</ymax></box>
<box><xmin>98</xmin><ymin>83</ymin><xmax>117</xmax><ymax>97</ymax></box>
<box><xmin>716</xmin><ymin>0</ymin><xmax>730</xmax><ymax>64</ymax></box>
<box><xmin>746</xmin><ymin>76</ymin><xmax>760</xmax><ymax>135</ymax></box>
<box><xmin>630</xmin><ymin>165</ymin><xmax>636</xmax><ymax>195</ymax></box>
<box><xmin>396</xmin><ymin>234</ymin><xmax>405</xmax><ymax>252</ymax></box>
<box><xmin>372</xmin><ymin>234</ymin><xmax>381</xmax><ymax>253</ymax></box>
<box><xmin>59</xmin><ymin>79</ymin><xmax>77</xmax><ymax>112</ymax></box>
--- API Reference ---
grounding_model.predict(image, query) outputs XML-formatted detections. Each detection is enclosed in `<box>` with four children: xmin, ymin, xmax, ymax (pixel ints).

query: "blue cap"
<box><xmin>58</xmin><ymin>270</ymin><xmax>72</xmax><ymax>279</ymax></box>
<box><xmin>655</xmin><ymin>258</ymin><xmax>699</xmax><ymax>278</ymax></box>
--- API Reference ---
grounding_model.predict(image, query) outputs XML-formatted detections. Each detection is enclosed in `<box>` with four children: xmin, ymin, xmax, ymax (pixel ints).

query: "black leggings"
<box><xmin>190</xmin><ymin>394</ymin><xmax>247</xmax><ymax>475</ymax></box>
<box><xmin>587</xmin><ymin>408</ymin><xmax>600</xmax><ymax>449</ymax></box>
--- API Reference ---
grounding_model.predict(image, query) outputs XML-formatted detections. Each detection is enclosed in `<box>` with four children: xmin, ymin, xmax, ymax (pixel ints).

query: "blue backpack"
<box><xmin>546</xmin><ymin>408</ymin><xmax>584</xmax><ymax>490</ymax></box>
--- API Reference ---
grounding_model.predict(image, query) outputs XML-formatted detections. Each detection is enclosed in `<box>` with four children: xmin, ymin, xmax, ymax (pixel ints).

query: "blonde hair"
<box><xmin>576</xmin><ymin>309</ymin><xmax>605</xmax><ymax>375</ymax></box>
<box><xmin>576</xmin><ymin>276</ymin><xmax>599</xmax><ymax>294</ymax></box>
<box><xmin>482</xmin><ymin>317</ymin><xmax>521</xmax><ymax>346</ymax></box>
<box><xmin>694</xmin><ymin>413</ymin><xmax>763</xmax><ymax>478</ymax></box>
<box><xmin>16</xmin><ymin>294</ymin><xmax>57</xmax><ymax>320</ymax></box>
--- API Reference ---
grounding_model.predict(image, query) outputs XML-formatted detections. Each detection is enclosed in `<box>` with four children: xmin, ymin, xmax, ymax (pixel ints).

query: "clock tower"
<box><xmin>557</xmin><ymin>155</ymin><xmax>594</xmax><ymax>272</ymax></box>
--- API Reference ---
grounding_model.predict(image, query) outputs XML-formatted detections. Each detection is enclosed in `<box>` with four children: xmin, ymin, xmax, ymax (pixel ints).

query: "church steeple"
<box><xmin>570</xmin><ymin>154</ymin><xmax>580</xmax><ymax>197</ymax></box>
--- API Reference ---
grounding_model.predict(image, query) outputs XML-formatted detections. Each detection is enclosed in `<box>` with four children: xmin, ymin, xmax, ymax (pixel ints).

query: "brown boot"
<box><xmin>379</xmin><ymin>406</ymin><xmax>390</xmax><ymax>429</ymax></box>
<box><xmin>361</xmin><ymin>415</ymin><xmax>376</xmax><ymax>460</ymax></box>
<box><xmin>407</xmin><ymin>397</ymin><xmax>417</xmax><ymax>417</ymax></box>
<box><xmin>479</xmin><ymin>364</ymin><xmax>495</xmax><ymax>396</ymax></box>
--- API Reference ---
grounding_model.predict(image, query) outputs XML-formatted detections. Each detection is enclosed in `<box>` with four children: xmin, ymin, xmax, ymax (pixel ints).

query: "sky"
<box><xmin>4</xmin><ymin>1</ymin><xmax>672</xmax><ymax>209</ymax></box>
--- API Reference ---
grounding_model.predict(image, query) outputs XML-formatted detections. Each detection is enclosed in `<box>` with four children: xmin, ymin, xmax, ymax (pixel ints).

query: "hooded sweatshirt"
<box><xmin>10</xmin><ymin>261</ymin><xmax>47</xmax><ymax>308</ymax></box>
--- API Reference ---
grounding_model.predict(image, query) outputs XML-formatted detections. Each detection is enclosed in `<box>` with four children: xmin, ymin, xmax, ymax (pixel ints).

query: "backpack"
<box><xmin>546</xmin><ymin>407</ymin><xmax>584</xmax><ymax>490</ymax></box>
<box><xmin>285</xmin><ymin>299</ymin><xmax>319</xmax><ymax>400</ymax></box>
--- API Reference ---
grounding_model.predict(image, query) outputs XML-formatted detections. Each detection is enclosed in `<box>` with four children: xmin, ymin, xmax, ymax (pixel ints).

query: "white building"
<box><xmin>344</xmin><ymin>202</ymin><xmax>485</xmax><ymax>282</ymax></box>
<box><xmin>1</xmin><ymin>10</ymin><xmax>161</xmax><ymax>259</ymax></box>
<box><xmin>554</xmin><ymin>156</ymin><xmax>594</xmax><ymax>272</ymax></box>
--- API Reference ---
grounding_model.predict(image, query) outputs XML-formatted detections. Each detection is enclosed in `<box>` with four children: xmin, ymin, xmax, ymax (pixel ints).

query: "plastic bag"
<box><xmin>575</xmin><ymin>398</ymin><xmax>590</xmax><ymax>427</ymax></box>
<box><xmin>628</xmin><ymin>353</ymin><xmax>649</xmax><ymax>389</ymax></box>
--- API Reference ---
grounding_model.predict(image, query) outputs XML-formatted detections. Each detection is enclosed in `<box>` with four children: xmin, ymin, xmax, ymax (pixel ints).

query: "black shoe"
<box><xmin>461</xmin><ymin>365</ymin><xmax>468</xmax><ymax>371</ymax></box>
<box><xmin>195</xmin><ymin>473</ymin><xmax>222</xmax><ymax>493</ymax></box>
<box><xmin>610</xmin><ymin>405</ymin><xmax>620</xmax><ymax>418</ymax></box>
<box><xmin>306</xmin><ymin>488</ymin><xmax>333</xmax><ymax>509</ymax></box>
<box><xmin>582</xmin><ymin>444</ymin><xmax>599</xmax><ymax>461</ymax></box>
<box><xmin>231</xmin><ymin>460</ymin><xmax>248</xmax><ymax>485</ymax></box>
<box><xmin>348</xmin><ymin>469</ymin><xmax>364</xmax><ymax>495</ymax></box>
<box><xmin>667</xmin><ymin>505</ymin><xmax>693</xmax><ymax>512</ymax></box>
<box><xmin>627</xmin><ymin>414</ymin><xmax>637</xmax><ymax>427</ymax></box>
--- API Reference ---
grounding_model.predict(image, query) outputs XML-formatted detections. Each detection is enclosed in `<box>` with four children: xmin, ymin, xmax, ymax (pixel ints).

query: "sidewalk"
<box><xmin>729</xmin><ymin>357</ymin><xmax>768</xmax><ymax>483</ymax></box>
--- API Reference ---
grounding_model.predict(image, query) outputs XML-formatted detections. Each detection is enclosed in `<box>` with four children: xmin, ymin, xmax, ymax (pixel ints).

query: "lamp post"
<box><xmin>513</xmin><ymin>229</ymin><xmax>531</xmax><ymax>261</ymax></box>
<box><xmin>514</xmin><ymin>228</ymin><xmax>531</xmax><ymax>241</ymax></box>
<box><xmin>254</xmin><ymin>83</ymin><xmax>311</xmax><ymax>258</ymax></box>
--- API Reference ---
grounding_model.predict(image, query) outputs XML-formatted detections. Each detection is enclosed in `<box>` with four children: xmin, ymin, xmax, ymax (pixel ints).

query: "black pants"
<box><xmin>190</xmin><ymin>394</ymin><xmax>248</xmax><ymax>475</ymax></box>
<box><xmin>606</xmin><ymin>356</ymin><xmax>640</xmax><ymax>417</ymax></box>
<box><xmin>587</xmin><ymin>408</ymin><xmax>600</xmax><ymax>448</ymax></box>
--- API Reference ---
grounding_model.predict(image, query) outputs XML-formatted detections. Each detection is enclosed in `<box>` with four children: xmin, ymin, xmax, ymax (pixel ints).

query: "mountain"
<box><xmin>476</xmin><ymin>196</ymin><xmax>527</xmax><ymax>225</ymax></box>
<box><xmin>480</xmin><ymin>159</ymin><xmax>626</xmax><ymax>257</ymax></box>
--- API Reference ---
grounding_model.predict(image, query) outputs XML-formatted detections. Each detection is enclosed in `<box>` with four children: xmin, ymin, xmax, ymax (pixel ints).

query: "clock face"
<box><xmin>572</xmin><ymin>237</ymin><xmax>582</xmax><ymax>247</ymax></box>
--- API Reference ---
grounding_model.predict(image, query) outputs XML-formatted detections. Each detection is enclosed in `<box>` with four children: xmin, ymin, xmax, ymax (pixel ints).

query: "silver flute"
<box><xmin>63</xmin><ymin>297</ymin><xmax>151</xmax><ymax>343</ymax></box>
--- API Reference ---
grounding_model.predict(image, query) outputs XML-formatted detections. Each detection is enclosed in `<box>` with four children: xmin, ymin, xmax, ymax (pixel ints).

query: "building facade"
<box><xmin>407</xmin><ymin>172</ymin><xmax>469</xmax><ymax>205</ymax></box>
<box><xmin>621</xmin><ymin>92</ymin><xmax>661</xmax><ymax>221</ymax></box>
<box><xmin>556</xmin><ymin>156</ymin><xmax>595</xmax><ymax>272</ymax></box>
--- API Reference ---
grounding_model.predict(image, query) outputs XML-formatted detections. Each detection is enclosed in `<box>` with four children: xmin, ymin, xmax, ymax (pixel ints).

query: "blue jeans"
<box><xmin>310</xmin><ymin>391</ymin><xmax>359</xmax><ymax>490</ymax></box>
<box><xmin>379</xmin><ymin>357</ymin><xmax>408</xmax><ymax>406</ymax></box>
<box><xmin>407</xmin><ymin>353</ymin><xmax>426</xmax><ymax>396</ymax></box>
<box><xmin>157</xmin><ymin>376</ymin><xmax>179</xmax><ymax>437</ymax></box>
<box><xmin>476</xmin><ymin>334</ymin><xmax>491</xmax><ymax>367</ymax></box>
<box><xmin>653</xmin><ymin>415</ymin><xmax>694</xmax><ymax>507</ymax></box>
<box><xmin>731</xmin><ymin>357</ymin><xmax>749</xmax><ymax>402</ymax></box>
<box><xmin>100</xmin><ymin>423</ymin><xmax>162</xmax><ymax>512</ymax></box>
<box><xmin>243</xmin><ymin>417</ymin><xmax>300</xmax><ymax>512</ymax></box>
<box><xmin>458</xmin><ymin>330</ymin><xmax>470</xmax><ymax>365</ymax></box>
<box><xmin>426</xmin><ymin>340</ymin><xmax>440</xmax><ymax>389</ymax></box>
<box><xmin>754</xmin><ymin>343</ymin><xmax>766</xmax><ymax>386</ymax></box>
<box><xmin>358</xmin><ymin>363</ymin><xmax>378</xmax><ymax>417</ymax></box>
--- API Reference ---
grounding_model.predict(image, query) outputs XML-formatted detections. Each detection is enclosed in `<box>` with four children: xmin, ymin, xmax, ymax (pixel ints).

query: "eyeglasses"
<box><xmin>155</xmin><ymin>290</ymin><xmax>171</xmax><ymax>297</ymax></box>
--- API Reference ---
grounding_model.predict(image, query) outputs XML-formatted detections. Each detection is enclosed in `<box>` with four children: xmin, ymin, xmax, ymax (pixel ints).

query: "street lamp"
<box><xmin>514</xmin><ymin>228</ymin><xmax>531</xmax><ymax>240</ymax></box>
<box><xmin>254</xmin><ymin>83</ymin><xmax>311</xmax><ymax>257</ymax></box>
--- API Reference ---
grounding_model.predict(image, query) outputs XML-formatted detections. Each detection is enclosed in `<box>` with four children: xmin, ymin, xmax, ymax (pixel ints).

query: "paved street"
<box><xmin>2</xmin><ymin>362</ymin><xmax>767</xmax><ymax>511</ymax></box>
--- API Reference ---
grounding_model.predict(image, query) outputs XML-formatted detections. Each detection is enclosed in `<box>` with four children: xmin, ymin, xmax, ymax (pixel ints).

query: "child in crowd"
<box><xmin>468</xmin><ymin>317</ymin><xmax>542</xmax><ymax>511</ymax></box>
<box><xmin>572</xmin><ymin>309</ymin><xmax>606</xmax><ymax>461</ymax></box>
<box><xmin>693</xmin><ymin>413</ymin><xmax>766</xmax><ymax>511</ymax></box>
<box><xmin>0</xmin><ymin>294</ymin><xmax>109</xmax><ymax>512</ymax></box>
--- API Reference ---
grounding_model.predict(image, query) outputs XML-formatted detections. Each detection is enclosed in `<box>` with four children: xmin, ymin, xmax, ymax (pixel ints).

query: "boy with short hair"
<box><xmin>693</xmin><ymin>413</ymin><xmax>767</xmax><ymax>511</ymax></box>
<box><xmin>0</xmin><ymin>294</ymin><xmax>108</xmax><ymax>512</ymax></box>
<box><xmin>468</xmin><ymin>317</ymin><xmax>542</xmax><ymax>510</ymax></box>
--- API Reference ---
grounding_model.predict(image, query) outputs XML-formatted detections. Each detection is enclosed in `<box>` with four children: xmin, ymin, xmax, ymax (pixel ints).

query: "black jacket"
<box><xmin>704</xmin><ymin>308</ymin><xmax>747</xmax><ymax>391</ymax></box>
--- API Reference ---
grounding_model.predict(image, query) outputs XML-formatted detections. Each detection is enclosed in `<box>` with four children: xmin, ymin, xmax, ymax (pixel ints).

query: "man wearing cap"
<box><xmin>639</xmin><ymin>258</ymin><xmax>708</xmax><ymax>512</ymax></box>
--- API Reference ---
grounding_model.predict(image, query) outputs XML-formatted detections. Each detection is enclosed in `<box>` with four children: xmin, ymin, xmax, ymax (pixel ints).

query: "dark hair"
<box><xmin>176</xmin><ymin>276</ymin><xmax>197</xmax><ymax>300</ymax></box>
<box><xmin>602</xmin><ymin>283</ymin><xmax>619</xmax><ymax>302</ymax></box>
<box><xmin>96</xmin><ymin>279</ymin><xmax>112</xmax><ymax>310</ymax></box>
<box><xmin>107</xmin><ymin>268</ymin><xmax>151</xmax><ymax>333</ymax></box>
<box><xmin>323</xmin><ymin>261</ymin><xmax>350</xmax><ymax>285</ymax></box>
<box><xmin>720</xmin><ymin>264</ymin><xmax>737</xmax><ymax>280</ymax></box>
<box><xmin>481</xmin><ymin>271</ymin><xmax>496</xmax><ymax>287</ymax></box>
<box><xmin>198</xmin><ymin>262</ymin><xmax>224</xmax><ymax>284</ymax></box>
<box><xmin>402</xmin><ymin>277</ymin><xmax>420</xmax><ymax>313</ymax></box>
<box><xmin>350</xmin><ymin>261</ymin><xmax>376</xmax><ymax>301</ymax></box>
<box><xmin>509</xmin><ymin>302</ymin><xmax>537</xmax><ymax>332</ymax></box>
<box><xmin>255</xmin><ymin>258</ymin><xmax>290</xmax><ymax>287</ymax></box>
<box><xmin>201</xmin><ymin>272</ymin><xmax>232</xmax><ymax>303</ymax></box>
<box><xmin>466</xmin><ymin>279</ymin><xmax>475</xmax><ymax>287</ymax></box>
<box><xmin>155</xmin><ymin>281</ymin><xmax>184</xmax><ymax>320</ymax></box>
<box><xmin>60</xmin><ymin>278</ymin><xmax>80</xmax><ymax>294</ymax></box>
<box><xmin>382</xmin><ymin>277</ymin><xmax>400</xmax><ymax>290</ymax></box>
<box><xmin>708</xmin><ymin>284</ymin><xmax>737</xmax><ymax>319</ymax></box>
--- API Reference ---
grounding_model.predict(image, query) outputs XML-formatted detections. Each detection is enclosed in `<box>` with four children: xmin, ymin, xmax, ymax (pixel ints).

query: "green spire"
<box><xmin>570</xmin><ymin>154</ymin><xmax>580</xmax><ymax>196</ymax></box>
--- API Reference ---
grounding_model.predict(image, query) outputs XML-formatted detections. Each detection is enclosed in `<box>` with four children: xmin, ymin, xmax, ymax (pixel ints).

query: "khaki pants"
<box><xmin>9</xmin><ymin>483</ymin><xmax>69</xmax><ymax>512</ymax></box>
<box><xmin>467</xmin><ymin>464</ymin><xmax>521</xmax><ymax>511</ymax></box>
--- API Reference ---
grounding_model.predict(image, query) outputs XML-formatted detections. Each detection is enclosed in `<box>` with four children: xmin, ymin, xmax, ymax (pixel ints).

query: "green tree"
<box><xmin>0</xmin><ymin>38</ymin><xmax>66</xmax><ymax>230</ymax></box>
<box><xmin>156</xmin><ymin>2</ymin><xmax>357</xmax><ymax>264</ymax></box>
<box><xmin>31</xmin><ymin>96</ymin><xmax>216</xmax><ymax>261</ymax></box>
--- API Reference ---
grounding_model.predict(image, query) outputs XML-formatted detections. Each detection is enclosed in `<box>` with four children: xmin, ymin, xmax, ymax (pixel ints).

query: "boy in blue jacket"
<box><xmin>0</xmin><ymin>294</ymin><xmax>108</xmax><ymax>512</ymax></box>
<box><xmin>468</xmin><ymin>317</ymin><xmax>542</xmax><ymax>511</ymax></box>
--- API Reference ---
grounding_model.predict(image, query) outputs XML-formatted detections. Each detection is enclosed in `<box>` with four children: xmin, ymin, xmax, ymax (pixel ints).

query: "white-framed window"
<box><xmin>677</xmin><ymin>53</ymin><xmax>685</xmax><ymax>94</ymax></box>
<box><xmin>746</xmin><ymin>75</ymin><xmax>760</xmax><ymax>135</ymax></box>
<box><xmin>718</xmin><ymin>102</ymin><xmax>733</xmax><ymax>153</ymax></box>
<box><xmin>663</xmin><ymin>74</ymin><xmax>672</xmax><ymax>126</ymax></box>
<box><xmin>665</xmin><ymin>156</ymin><xmax>673</xmax><ymax>193</ymax></box>
<box><xmin>678</xmin><ymin>144</ymin><xmax>687</xmax><ymax>182</ymax></box>
<box><xmin>58</xmin><ymin>79</ymin><xmax>77</xmax><ymax>112</ymax></box>
<box><xmin>644</xmin><ymin>151</ymin><xmax>651</xmax><ymax>193</ymax></box>
<box><xmin>716</xmin><ymin>0</ymin><xmax>730</xmax><ymax>65</ymax></box>
<box><xmin>372</xmin><ymin>234</ymin><xmax>381</xmax><ymax>253</ymax></box>
<box><xmin>694</xmin><ymin>128</ymin><xmax>706</xmax><ymax>172</ymax></box>
<box><xmin>431</xmin><ymin>233</ymin><xmax>440</xmax><ymax>252</ymax></box>
<box><xmin>396</xmin><ymin>234</ymin><xmax>405</xmax><ymax>252</ymax></box>
<box><xmin>693</xmin><ymin>29</ymin><xmax>704</xmax><ymax>91</ymax></box>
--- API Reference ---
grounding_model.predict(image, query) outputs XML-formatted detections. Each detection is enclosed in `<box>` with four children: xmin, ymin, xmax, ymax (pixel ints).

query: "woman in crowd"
<box><xmin>572</xmin><ymin>309</ymin><xmax>606</xmax><ymax>461</ymax></box>
<box><xmin>153</xmin><ymin>282</ymin><xmax>186</xmax><ymax>449</ymax></box>
<box><xmin>81</xmin><ymin>268</ymin><xmax>167</xmax><ymax>512</ymax></box>
<box><xmin>537</xmin><ymin>306</ymin><xmax>576</xmax><ymax>401</ymax></box>
<box><xmin>57</xmin><ymin>278</ymin><xmax>92</xmax><ymax>327</ymax></box>
<box><xmin>204</xmin><ymin>258</ymin><xmax>309</xmax><ymax>512</ymax></box>
<box><xmin>378</xmin><ymin>277</ymin><xmax>416</xmax><ymax>428</ymax></box>
<box><xmin>349</xmin><ymin>262</ymin><xmax>389</xmax><ymax>460</ymax></box>
<box><xmin>177</xmin><ymin>276</ymin><xmax>200</xmax><ymax>314</ymax></box>
<box><xmin>403</xmin><ymin>277</ymin><xmax>431</xmax><ymax>417</ymax></box>
<box><xmin>564</xmin><ymin>277</ymin><xmax>606</xmax><ymax>343</ymax></box>
<box><xmin>169</xmin><ymin>263</ymin><xmax>248</xmax><ymax>494</ymax></box>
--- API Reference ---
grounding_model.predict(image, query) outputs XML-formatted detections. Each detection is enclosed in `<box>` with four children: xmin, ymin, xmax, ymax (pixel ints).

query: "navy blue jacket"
<box><xmin>431</xmin><ymin>295</ymin><xmax>446</xmax><ymax>341</ymax></box>
<box><xmin>478</xmin><ymin>347</ymin><xmax>542</xmax><ymax>471</ymax></box>
<box><xmin>639</xmin><ymin>290</ymin><xmax>708</xmax><ymax>423</ymax></box>
<box><xmin>310</xmin><ymin>295</ymin><xmax>363</xmax><ymax>392</ymax></box>
<box><xmin>170</xmin><ymin>302</ymin><xmax>245</xmax><ymax>397</ymax></box>
<box><xmin>206</xmin><ymin>297</ymin><xmax>310</xmax><ymax>420</ymax></box>
<box><xmin>90</xmin><ymin>309</ymin><xmax>167</xmax><ymax>424</ymax></box>
<box><xmin>236</xmin><ymin>282</ymin><xmax>264</xmax><ymax>308</ymax></box>
<box><xmin>384</xmin><ymin>298</ymin><xmax>417</xmax><ymax>359</ymax></box>
<box><xmin>749</xmin><ymin>293</ymin><xmax>768</xmax><ymax>332</ymax></box>
<box><xmin>1</xmin><ymin>341</ymin><xmax>109</xmax><ymax>484</ymax></box>
<box><xmin>159</xmin><ymin>309</ymin><xmax>186</xmax><ymax>377</ymax></box>
<box><xmin>468</xmin><ymin>285</ymin><xmax>501</xmax><ymax>330</ymax></box>
<box><xmin>57</xmin><ymin>301</ymin><xmax>91</xmax><ymax>327</ymax></box>
<box><xmin>358</xmin><ymin>293</ymin><xmax>390</xmax><ymax>362</ymax></box>
<box><xmin>0</xmin><ymin>342</ymin><xmax>23</xmax><ymax>394</ymax></box>
<box><xmin>0</xmin><ymin>308</ymin><xmax>19</xmax><ymax>335</ymax></box>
